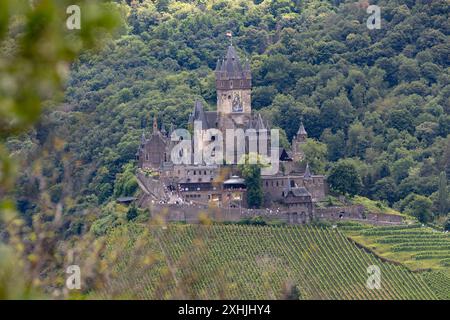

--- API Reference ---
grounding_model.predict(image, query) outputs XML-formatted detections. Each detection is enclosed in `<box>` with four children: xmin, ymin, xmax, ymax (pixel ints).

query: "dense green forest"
<box><xmin>7</xmin><ymin>0</ymin><xmax>450</xmax><ymax>232</ymax></box>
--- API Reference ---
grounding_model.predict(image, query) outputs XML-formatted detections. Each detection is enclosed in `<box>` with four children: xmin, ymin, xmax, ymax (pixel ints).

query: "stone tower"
<box><xmin>292</xmin><ymin>122</ymin><xmax>308</xmax><ymax>162</ymax></box>
<box><xmin>215</xmin><ymin>45</ymin><xmax>252</xmax><ymax>119</ymax></box>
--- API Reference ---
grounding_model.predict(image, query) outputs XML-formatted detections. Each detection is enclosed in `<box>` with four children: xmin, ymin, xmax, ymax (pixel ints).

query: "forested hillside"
<box><xmin>8</xmin><ymin>0</ymin><xmax>449</xmax><ymax>231</ymax></box>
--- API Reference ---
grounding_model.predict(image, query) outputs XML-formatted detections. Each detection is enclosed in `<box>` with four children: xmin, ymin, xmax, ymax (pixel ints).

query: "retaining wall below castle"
<box><xmin>149</xmin><ymin>204</ymin><xmax>404</xmax><ymax>225</ymax></box>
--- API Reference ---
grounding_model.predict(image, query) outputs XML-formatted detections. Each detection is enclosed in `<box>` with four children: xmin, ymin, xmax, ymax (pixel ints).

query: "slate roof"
<box><xmin>283</xmin><ymin>186</ymin><xmax>312</xmax><ymax>198</ymax></box>
<box><xmin>297</xmin><ymin>122</ymin><xmax>307</xmax><ymax>136</ymax></box>
<box><xmin>215</xmin><ymin>45</ymin><xmax>251</xmax><ymax>80</ymax></box>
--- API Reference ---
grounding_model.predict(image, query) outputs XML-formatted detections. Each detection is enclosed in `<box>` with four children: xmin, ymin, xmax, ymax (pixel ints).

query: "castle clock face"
<box><xmin>232</xmin><ymin>93</ymin><xmax>243</xmax><ymax>112</ymax></box>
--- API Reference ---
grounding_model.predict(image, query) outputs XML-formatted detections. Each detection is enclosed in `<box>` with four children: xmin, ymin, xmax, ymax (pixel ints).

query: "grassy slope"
<box><xmin>351</xmin><ymin>196</ymin><xmax>406</xmax><ymax>217</ymax></box>
<box><xmin>94</xmin><ymin>223</ymin><xmax>447</xmax><ymax>300</ymax></box>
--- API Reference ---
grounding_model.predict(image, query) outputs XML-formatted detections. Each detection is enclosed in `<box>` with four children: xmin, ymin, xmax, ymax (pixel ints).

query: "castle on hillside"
<box><xmin>136</xmin><ymin>43</ymin><xmax>327</xmax><ymax>223</ymax></box>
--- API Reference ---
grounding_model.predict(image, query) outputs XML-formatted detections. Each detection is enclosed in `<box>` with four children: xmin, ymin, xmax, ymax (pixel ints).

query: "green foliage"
<box><xmin>237</xmin><ymin>216</ymin><xmax>266</xmax><ymax>226</ymax></box>
<box><xmin>437</xmin><ymin>172</ymin><xmax>448</xmax><ymax>216</ymax></box>
<box><xmin>299</xmin><ymin>138</ymin><xmax>327</xmax><ymax>174</ymax></box>
<box><xmin>444</xmin><ymin>217</ymin><xmax>450</xmax><ymax>232</ymax></box>
<box><xmin>0</xmin><ymin>0</ymin><xmax>121</xmax><ymax>299</ymax></box>
<box><xmin>243</xmin><ymin>169</ymin><xmax>263</xmax><ymax>208</ymax></box>
<box><xmin>90</xmin><ymin>202</ymin><xmax>128</xmax><ymax>236</ymax></box>
<box><xmin>239</xmin><ymin>156</ymin><xmax>264</xmax><ymax>209</ymax></box>
<box><xmin>327</xmin><ymin>160</ymin><xmax>362</xmax><ymax>197</ymax></box>
<box><xmin>126</xmin><ymin>205</ymin><xmax>138</xmax><ymax>221</ymax></box>
<box><xmin>0</xmin><ymin>0</ymin><xmax>121</xmax><ymax>138</ymax></box>
<box><xmin>113</xmin><ymin>162</ymin><xmax>138</xmax><ymax>198</ymax></box>
<box><xmin>404</xmin><ymin>194</ymin><xmax>434</xmax><ymax>223</ymax></box>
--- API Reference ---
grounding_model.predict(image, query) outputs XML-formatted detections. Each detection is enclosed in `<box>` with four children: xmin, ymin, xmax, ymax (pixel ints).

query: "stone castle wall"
<box><xmin>261</xmin><ymin>175</ymin><xmax>326</xmax><ymax>202</ymax></box>
<box><xmin>148</xmin><ymin>204</ymin><xmax>404</xmax><ymax>225</ymax></box>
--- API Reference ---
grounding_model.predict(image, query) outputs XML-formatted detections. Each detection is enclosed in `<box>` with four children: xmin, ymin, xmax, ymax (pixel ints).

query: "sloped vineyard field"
<box><xmin>96</xmin><ymin>224</ymin><xmax>445</xmax><ymax>300</ymax></box>
<box><xmin>343</xmin><ymin>224</ymin><xmax>450</xmax><ymax>272</ymax></box>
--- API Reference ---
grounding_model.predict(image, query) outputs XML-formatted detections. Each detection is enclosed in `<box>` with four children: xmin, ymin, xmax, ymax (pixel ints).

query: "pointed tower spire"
<box><xmin>304</xmin><ymin>163</ymin><xmax>312</xmax><ymax>179</ymax></box>
<box><xmin>189</xmin><ymin>100</ymin><xmax>208</xmax><ymax>128</ymax></box>
<box><xmin>297</xmin><ymin>121</ymin><xmax>307</xmax><ymax>137</ymax></box>
<box><xmin>215</xmin><ymin>59</ymin><xmax>221</xmax><ymax>71</ymax></box>
<box><xmin>255</xmin><ymin>113</ymin><xmax>266</xmax><ymax>130</ymax></box>
<box><xmin>258</xmin><ymin>114</ymin><xmax>265</xmax><ymax>129</ymax></box>
<box><xmin>141</xmin><ymin>131</ymin><xmax>146</xmax><ymax>145</ymax></box>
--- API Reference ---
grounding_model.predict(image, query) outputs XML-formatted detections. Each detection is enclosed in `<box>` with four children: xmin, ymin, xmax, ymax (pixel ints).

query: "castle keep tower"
<box><xmin>215</xmin><ymin>45</ymin><xmax>252</xmax><ymax>116</ymax></box>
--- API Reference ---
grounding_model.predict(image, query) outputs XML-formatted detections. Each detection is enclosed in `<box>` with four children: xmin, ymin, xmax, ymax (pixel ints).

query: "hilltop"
<box><xmin>9</xmin><ymin>0</ymin><xmax>449</xmax><ymax>233</ymax></box>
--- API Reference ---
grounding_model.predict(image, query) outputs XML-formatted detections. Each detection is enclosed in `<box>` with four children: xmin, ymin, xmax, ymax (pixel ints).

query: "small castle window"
<box><xmin>230</xmin><ymin>81</ymin><xmax>233</xmax><ymax>88</ymax></box>
<box><xmin>194</xmin><ymin>170</ymin><xmax>196</xmax><ymax>175</ymax></box>
<box><xmin>204</xmin><ymin>170</ymin><xmax>207</xmax><ymax>175</ymax></box>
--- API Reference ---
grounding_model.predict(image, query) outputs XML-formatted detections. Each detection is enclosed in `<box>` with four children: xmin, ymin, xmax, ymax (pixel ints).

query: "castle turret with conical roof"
<box><xmin>292</xmin><ymin>121</ymin><xmax>308</xmax><ymax>162</ymax></box>
<box><xmin>296</xmin><ymin>122</ymin><xmax>307</xmax><ymax>143</ymax></box>
<box><xmin>189</xmin><ymin>100</ymin><xmax>209</xmax><ymax>129</ymax></box>
<box><xmin>304</xmin><ymin>163</ymin><xmax>312</xmax><ymax>179</ymax></box>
